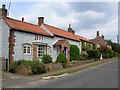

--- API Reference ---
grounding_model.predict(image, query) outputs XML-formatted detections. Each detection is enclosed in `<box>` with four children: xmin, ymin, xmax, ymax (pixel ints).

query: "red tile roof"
<box><xmin>90</xmin><ymin>36</ymin><xmax>107</xmax><ymax>47</ymax></box>
<box><xmin>43</xmin><ymin>24</ymin><xmax>80</xmax><ymax>41</ymax></box>
<box><xmin>77</xmin><ymin>35</ymin><xmax>93</xmax><ymax>43</ymax></box>
<box><xmin>3</xmin><ymin>17</ymin><xmax>52</xmax><ymax>36</ymax></box>
<box><xmin>54</xmin><ymin>40</ymin><xmax>66</xmax><ymax>46</ymax></box>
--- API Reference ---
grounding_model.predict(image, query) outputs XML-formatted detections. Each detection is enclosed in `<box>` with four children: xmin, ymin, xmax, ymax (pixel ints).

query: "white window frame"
<box><xmin>35</xmin><ymin>34</ymin><xmax>43</xmax><ymax>42</ymax></box>
<box><xmin>23</xmin><ymin>44</ymin><xmax>31</xmax><ymax>55</ymax></box>
<box><xmin>37</xmin><ymin>45</ymin><xmax>47</xmax><ymax>59</ymax></box>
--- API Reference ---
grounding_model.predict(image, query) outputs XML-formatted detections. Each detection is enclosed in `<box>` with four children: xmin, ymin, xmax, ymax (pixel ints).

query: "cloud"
<box><xmin>76</xmin><ymin>18</ymin><xmax>118</xmax><ymax>42</ymax></box>
<box><xmin>80</xmin><ymin>10</ymin><xmax>106</xmax><ymax>20</ymax></box>
<box><xmin>9</xmin><ymin>2</ymin><xmax>117</xmax><ymax>42</ymax></box>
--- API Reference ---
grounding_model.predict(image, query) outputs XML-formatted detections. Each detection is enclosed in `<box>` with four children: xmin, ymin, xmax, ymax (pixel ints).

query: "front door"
<box><xmin>63</xmin><ymin>47</ymin><xmax>67</xmax><ymax>57</ymax></box>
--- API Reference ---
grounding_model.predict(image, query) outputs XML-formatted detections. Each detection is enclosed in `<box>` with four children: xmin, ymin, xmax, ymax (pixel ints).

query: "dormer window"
<box><xmin>35</xmin><ymin>34</ymin><xmax>43</xmax><ymax>42</ymax></box>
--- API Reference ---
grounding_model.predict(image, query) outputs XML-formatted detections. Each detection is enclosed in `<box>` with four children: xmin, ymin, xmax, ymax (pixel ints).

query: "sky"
<box><xmin>1</xmin><ymin>1</ymin><xmax>118</xmax><ymax>43</ymax></box>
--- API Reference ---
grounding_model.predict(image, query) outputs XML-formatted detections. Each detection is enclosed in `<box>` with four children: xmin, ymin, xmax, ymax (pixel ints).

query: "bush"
<box><xmin>80</xmin><ymin>51</ymin><xmax>88</xmax><ymax>60</ymax></box>
<box><xmin>42</xmin><ymin>54</ymin><xmax>52</xmax><ymax>64</ymax></box>
<box><xmin>96</xmin><ymin>52</ymin><xmax>101</xmax><ymax>59</ymax></box>
<box><xmin>70</xmin><ymin>45</ymin><xmax>80</xmax><ymax>61</ymax></box>
<box><xmin>87</xmin><ymin>49</ymin><xmax>97</xmax><ymax>59</ymax></box>
<box><xmin>9</xmin><ymin>60</ymin><xmax>46</xmax><ymax>75</ymax></box>
<box><xmin>31</xmin><ymin>62</ymin><xmax>46</xmax><ymax>74</ymax></box>
<box><xmin>56</xmin><ymin>53</ymin><xmax>67</xmax><ymax>68</ymax></box>
<box><xmin>9</xmin><ymin>62</ymin><xmax>17</xmax><ymax>73</ymax></box>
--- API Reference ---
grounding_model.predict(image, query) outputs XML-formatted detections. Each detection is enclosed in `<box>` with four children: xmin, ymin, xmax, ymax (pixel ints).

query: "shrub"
<box><xmin>56</xmin><ymin>53</ymin><xmax>67</xmax><ymax>68</ymax></box>
<box><xmin>31</xmin><ymin>62</ymin><xmax>46</xmax><ymax>74</ymax></box>
<box><xmin>42</xmin><ymin>54</ymin><xmax>52</xmax><ymax>64</ymax></box>
<box><xmin>96</xmin><ymin>52</ymin><xmax>101</xmax><ymax>59</ymax></box>
<box><xmin>87</xmin><ymin>49</ymin><xmax>100</xmax><ymax>59</ymax></box>
<box><xmin>9</xmin><ymin>60</ymin><xmax>46</xmax><ymax>75</ymax></box>
<box><xmin>9</xmin><ymin>62</ymin><xmax>17</xmax><ymax>73</ymax></box>
<box><xmin>80</xmin><ymin>51</ymin><xmax>88</xmax><ymax>60</ymax></box>
<box><xmin>87</xmin><ymin>49</ymin><xmax>97</xmax><ymax>59</ymax></box>
<box><xmin>70</xmin><ymin>45</ymin><xmax>80</xmax><ymax>61</ymax></box>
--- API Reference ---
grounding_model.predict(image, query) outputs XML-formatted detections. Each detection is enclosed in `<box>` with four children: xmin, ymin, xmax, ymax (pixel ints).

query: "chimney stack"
<box><xmin>0</xmin><ymin>4</ymin><xmax>8</xmax><ymax>18</ymax></box>
<box><xmin>97</xmin><ymin>31</ymin><xmax>99</xmax><ymax>37</ymax></box>
<box><xmin>38</xmin><ymin>17</ymin><xmax>44</xmax><ymax>26</ymax></box>
<box><xmin>22</xmin><ymin>17</ymin><xmax>24</xmax><ymax>21</ymax></box>
<box><xmin>68</xmin><ymin>24</ymin><xmax>75</xmax><ymax>34</ymax></box>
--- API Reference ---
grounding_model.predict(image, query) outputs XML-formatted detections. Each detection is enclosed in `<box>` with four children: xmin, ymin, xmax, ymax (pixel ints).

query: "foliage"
<box><xmin>80</xmin><ymin>51</ymin><xmax>88</xmax><ymax>60</ymax></box>
<box><xmin>87</xmin><ymin>49</ymin><xmax>100</xmax><ymax>59</ymax></box>
<box><xmin>70</xmin><ymin>45</ymin><xmax>80</xmax><ymax>61</ymax></box>
<box><xmin>9</xmin><ymin>60</ymin><xmax>46</xmax><ymax>75</ymax></box>
<box><xmin>107</xmin><ymin>40</ymin><xmax>120</xmax><ymax>53</ymax></box>
<box><xmin>96</xmin><ymin>52</ymin><xmax>101</xmax><ymax>59</ymax></box>
<box><xmin>56</xmin><ymin>53</ymin><xmax>67</xmax><ymax>68</ymax></box>
<box><xmin>82</xmin><ymin>41</ymin><xmax>92</xmax><ymax>51</ymax></box>
<box><xmin>42</xmin><ymin>54</ymin><xmax>52</xmax><ymax>64</ymax></box>
<box><xmin>9</xmin><ymin>62</ymin><xmax>17</xmax><ymax>73</ymax></box>
<box><xmin>102</xmin><ymin>51</ymin><xmax>114</xmax><ymax>59</ymax></box>
<box><xmin>93</xmin><ymin>44</ymin><xmax>97</xmax><ymax>49</ymax></box>
<box><xmin>99</xmin><ymin>46</ymin><xmax>112</xmax><ymax>53</ymax></box>
<box><xmin>31</xmin><ymin>62</ymin><xmax>46</xmax><ymax>74</ymax></box>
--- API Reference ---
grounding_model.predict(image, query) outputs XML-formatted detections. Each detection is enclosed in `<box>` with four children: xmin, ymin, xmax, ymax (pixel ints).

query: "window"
<box><xmin>23</xmin><ymin>44</ymin><xmax>31</xmax><ymax>55</ymax></box>
<box><xmin>35</xmin><ymin>34</ymin><xmax>43</xmax><ymax>41</ymax></box>
<box><xmin>37</xmin><ymin>45</ymin><xmax>47</xmax><ymax>59</ymax></box>
<box><xmin>56</xmin><ymin>46</ymin><xmax>60</xmax><ymax>54</ymax></box>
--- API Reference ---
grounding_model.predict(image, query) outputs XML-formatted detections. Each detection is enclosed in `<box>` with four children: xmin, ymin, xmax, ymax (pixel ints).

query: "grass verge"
<box><xmin>48</xmin><ymin>57</ymin><xmax>118</xmax><ymax>77</ymax></box>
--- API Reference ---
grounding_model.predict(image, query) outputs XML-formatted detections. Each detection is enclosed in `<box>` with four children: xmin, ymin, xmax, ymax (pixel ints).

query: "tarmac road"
<box><xmin>33</xmin><ymin>60</ymin><xmax>119</xmax><ymax>88</ymax></box>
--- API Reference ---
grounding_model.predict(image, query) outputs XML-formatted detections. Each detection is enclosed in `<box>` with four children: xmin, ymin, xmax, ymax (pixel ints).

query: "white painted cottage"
<box><xmin>0</xmin><ymin>5</ymin><xmax>93</xmax><ymax>64</ymax></box>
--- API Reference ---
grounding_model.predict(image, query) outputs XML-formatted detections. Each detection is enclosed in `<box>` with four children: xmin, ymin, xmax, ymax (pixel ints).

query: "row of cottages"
<box><xmin>90</xmin><ymin>31</ymin><xmax>112</xmax><ymax>49</ymax></box>
<box><xmin>0</xmin><ymin>5</ymin><xmax>93</xmax><ymax>64</ymax></box>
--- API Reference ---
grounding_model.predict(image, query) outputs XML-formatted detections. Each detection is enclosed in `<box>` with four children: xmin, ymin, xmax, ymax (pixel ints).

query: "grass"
<box><xmin>48</xmin><ymin>57</ymin><xmax>118</xmax><ymax>77</ymax></box>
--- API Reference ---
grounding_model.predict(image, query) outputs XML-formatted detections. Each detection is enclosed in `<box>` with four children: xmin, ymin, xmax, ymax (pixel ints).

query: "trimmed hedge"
<box><xmin>56</xmin><ymin>53</ymin><xmax>67</xmax><ymax>68</ymax></box>
<box><xmin>42</xmin><ymin>54</ymin><xmax>52</xmax><ymax>64</ymax></box>
<box><xmin>70</xmin><ymin>45</ymin><xmax>80</xmax><ymax>61</ymax></box>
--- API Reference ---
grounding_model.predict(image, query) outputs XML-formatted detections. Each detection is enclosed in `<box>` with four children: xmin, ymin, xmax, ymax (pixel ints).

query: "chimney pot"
<box><xmin>38</xmin><ymin>17</ymin><xmax>44</xmax><ymax>26</ymax></box>
<box><xmin>68</xmin><ymin>24</ymin><xmax>75</xmax><ymax>34</ymax></box>
<box><xmin>102</xmin><ymin>34</ymin><xmax>104</xmax><ymax>39</ymax></box>
<box><xmin>97</xmin><ymin>31</ymin><xmax>99</xmax><ymax>37</ymax></box>
<box><xmin>22</xmin><ymin>17</ymin><xmax>24</xmax><ymax>21</ymax></box>
<box><xmin>0</xmin><ymin>4</ymin><xmax>7</xmax><ymax>17</ymax></box>
<box><xmin>2</xmin><ymin>4</ymin><xmax>6</xmax><ymax>9</ymax></box>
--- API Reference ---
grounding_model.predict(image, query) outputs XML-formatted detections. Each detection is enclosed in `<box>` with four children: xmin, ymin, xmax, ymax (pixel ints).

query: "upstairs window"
<box><xmin>35</xmin><ymin>34</ymin><xmax>43</xmax><ymax>41</ymax></box>
<box><xmin>23</xmin><ymin>44</ymin><xmax>31</xmax><ymax>55</ymax></box>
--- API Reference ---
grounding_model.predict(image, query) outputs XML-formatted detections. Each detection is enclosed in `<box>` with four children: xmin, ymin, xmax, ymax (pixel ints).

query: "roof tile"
<box><xmin>3</xmin><ymin>17</ymin><xmax>51</xmax><ymax>36</ymax></box>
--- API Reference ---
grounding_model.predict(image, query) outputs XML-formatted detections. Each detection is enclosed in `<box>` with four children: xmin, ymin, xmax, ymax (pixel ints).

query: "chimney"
<box><xmin>101</xmin><ymin>34</ymin><xmax>104</xmax><ymax>39</ymax></box>
<box><xmin>38</xmin><ymin>17</ymin><xmax>44</xmax><ymax>26</ymax></box>
<box><xmin>68</xmin><ymin>24</ymin><xmax>75</xmax><ymax>34</ymax></box>
<box><xmin>22</xmin><ymin>17</ymin><xmax>24</xmax><ymax>21</ymax></box>
<box><xmin>97</xmin><ymin>31</ymin><xmax>99</xmax><ymax>37</ymax></box>
<box><xmin>0</xmin><ymin>4</ymin><xmax>8</xmax><ymax>18</ymax></box>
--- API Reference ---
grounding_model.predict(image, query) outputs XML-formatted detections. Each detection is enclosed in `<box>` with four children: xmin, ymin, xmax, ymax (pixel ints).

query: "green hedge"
<box><xmin>56</xmin><ymin>53</ymin><xmax>67</xmax><ymax>68</ymax></box>
<box><xmin>87</xmin><ymin>49</ymin><xmax>101</xmax><ymax>59</ymax></box>
<box><xmin>70</xmin><ymin>45</ymin><xmax>80</xmax><ymax>61</ymax></box>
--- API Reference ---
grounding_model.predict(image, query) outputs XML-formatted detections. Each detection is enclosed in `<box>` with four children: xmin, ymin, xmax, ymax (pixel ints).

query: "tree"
<box><xmin>107</xmin><ymin>40</ymin><xmax>120</xmax><ymax>53</ymax></box>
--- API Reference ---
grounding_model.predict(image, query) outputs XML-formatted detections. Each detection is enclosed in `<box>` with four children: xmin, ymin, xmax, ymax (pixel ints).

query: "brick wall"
<box><xmin>9</xmin><ymin>30</ymin><xmax>15</xmax><ymax>64</ymax></box>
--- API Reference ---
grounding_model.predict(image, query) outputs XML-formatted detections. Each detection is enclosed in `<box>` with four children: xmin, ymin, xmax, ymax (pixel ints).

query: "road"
<box><xmin>32</xmin><ymin>60</ymin><xmax>119</xmax><ymax>88</ymax></box>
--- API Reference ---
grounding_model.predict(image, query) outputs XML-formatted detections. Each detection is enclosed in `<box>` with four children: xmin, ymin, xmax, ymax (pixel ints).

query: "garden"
<box><xmin>9</xmin><ymin>44</ymin><xmax>119</xmax><ymax>76</ymax></box>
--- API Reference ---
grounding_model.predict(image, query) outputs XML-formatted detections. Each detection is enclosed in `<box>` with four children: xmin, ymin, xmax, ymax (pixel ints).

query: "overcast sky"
<box><xmin>1</xmin><ymin>1</ymin><xmax>118</xmax><ymax>42</ymax></box>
